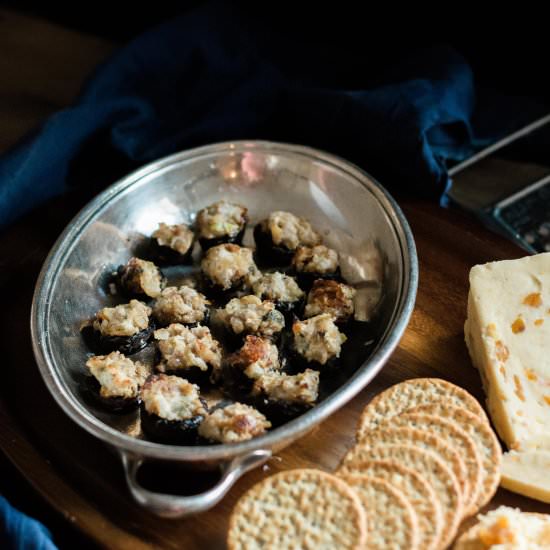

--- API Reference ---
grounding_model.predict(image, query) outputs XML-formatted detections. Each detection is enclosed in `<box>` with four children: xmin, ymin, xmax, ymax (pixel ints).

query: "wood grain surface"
<box><xmin>1</xmin><ymin>8</ymin><xmax>549</xmax><ymax>549</ymax></box>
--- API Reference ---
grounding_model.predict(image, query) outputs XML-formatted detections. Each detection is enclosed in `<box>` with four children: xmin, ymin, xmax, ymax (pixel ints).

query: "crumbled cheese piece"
<box><xmin>292</xmin><ymin>245</ymin><xmax>339</xmax><ymax>274</ymax></box>
<box><xmin>196</xmin><ymin>200</ymin><xmax>247</xmax><ymax>239</ymax></box>
<box><xmin>478</xmin><ymin>515</ymin><xmax>516</xmax><ymax>546</ymax></box>
<box><xmin>152</xmin><ymin>222</ymin><xmax>194</xmax><ymax>255</ymax></box>
<box><xmin>218</xmin><ymin>295</ymin><xmax>285</xmax><ymax>337</ymax></box>
<box><xmin>141</xmin><ymin>374</ymin><xmax>206</xmax><ymax>421</ymax></box>
<box><xmin>153</xmin><ymin>285</ymin><xmax>209</xmax><ymax>325</ymax></box>
<box><xmin>93</xmin><ymin>300</ymin><xmax>151</xmax><ymax>337</ymax></box>
<box><xmin>86</xmin><ymin>351</ymin><xmax>148</xmax><ymax>399</ymax></box>
<box><xmin>198</xmin><ymin>403</ymin><xmax>271</xmax><ymax>443</ymax></box>
<box><xmin>466</xmin><ymin>506</ymin><xmax>550</xmax><ymax>549</ymax></box>
<box><xmin>264</xmin><ymin>211</ymin><xmax>321</xmax><ymax>250</ymax></box>
<box><xmin>292</xmin><ymin>313</ymin><xmax>346</xmax><ymax>365</ymax></box>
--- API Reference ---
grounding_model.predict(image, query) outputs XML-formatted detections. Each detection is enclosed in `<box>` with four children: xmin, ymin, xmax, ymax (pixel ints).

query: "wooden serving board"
<box><xmin>1</xmin><ymin>9</ymin><xmax>549</xmax><ymax>549</ymax></box>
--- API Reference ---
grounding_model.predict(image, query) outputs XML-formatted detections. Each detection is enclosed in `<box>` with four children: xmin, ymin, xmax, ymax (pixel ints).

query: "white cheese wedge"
<box><xmin>465</xmin><ymin>253</ymin><xmax>550</xmax><ymax>451</ymax></box>
<box><xmin>501</xmin><ymin>450</ymin><xmax>550</xmax><ymax>504</ymax></box>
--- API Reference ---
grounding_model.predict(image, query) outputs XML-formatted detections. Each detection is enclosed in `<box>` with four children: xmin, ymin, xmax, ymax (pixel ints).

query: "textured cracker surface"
<box><xmin>341</xmin><ymin>474</ymin><xmax>419</xmax><ymax>550</ymax></box>
<box><xmin>390</xmin><ymin>412</ymin><xmax>483</xmax><ymax>516</ymax></box>
<box><xmin>351</xmin><ymin>426</ymin><xmax>468</xmax><ymax>503</ymax></box>
<box><xmin>411</xmin><ymin>403</ymin><xmax>502</xmax><ymax>509</ymax></box>
<box><xmin>227</xmin><ymin>469</ymin><xmax>367</xmax><ymax>550</ymax></box>
<box><xmin>338</xmin><ymin>459</ymin><xmax>442</xmax><ymax>550</ymax></box>
<box><xmin>342</xmin><ymin>443</ymin><xmax>463</xmax><ymax>549</ymax></box>
<box><xmin>357</xmin><ymin>378</ymin><xmax>487</xmax><ymax>438</ymax></box>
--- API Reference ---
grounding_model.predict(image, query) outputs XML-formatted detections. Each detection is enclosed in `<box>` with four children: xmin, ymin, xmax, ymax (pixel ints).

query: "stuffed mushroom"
<box><xmin>217</xmin><ymin>295</ymin><xmax>285</xmax><ymax>345</ymax></box>
<box><xmin>91</xmin><ymin>299</ymin><xmax>154</xmax><ymax>354</ymax></box>
<box><xmin>198</xmin><ymin>402</ymin><xmax>271</xmax><ymax>444</ymax></box>
<box><xmin>200</xmin><ymin>243</ymin><xmax>260</xmax><ymax>297</ymax></box>
<box><xmin>252</xmin><ymin>369</ymin><xmax>319</xmax><ymax>425</ymax></box>
<box><xmin>223</xmin><ymin>335</ymin><xmax>282</xmax><ymax>394</ymax></box>
<box><xmin>290</xmin><ymin>313</ymin><xmax>347</xmax><ymax>370</ymax></box>
<box><xmin>252</xmin><ymin>271</ymin><xmax>304</xmax><ymax>322</ymax></box>
<box><xmin>85</xmin><ymin>351</ymin><xmax>149</xmax><ymax>412</ymax></box>
<box><xmin>304</xmin><ymin>279</ymin><xmax>356</xmax><ymax>324</ymax></box>
<box><xmin>152</xmin><ymin>285</ymin><xmax>210</xmax><ymax>327</ymax></box>
<box><xmin>291</xmin><ymin>245</ymin><xmax>340</xmax><ymax>290</ymax></box>
<box><xmin>154</xmin><ymin>323</ymin><xmax>222</xmax><ymax>385</ymax></box>
<box><xmin>116</xmin><ymin>257</ymin><xmax>165</xmax><ymax>299</ymax></box>
<box><xmin>140</xmin><ymin>374</ymin><xmax>207</xmax><ymax>444</ymax></box>
<box><xmin>254</xmin><ymin>211</ymin><xmax>321</xmax><ymax>265</ymax></box>
<box><xmin>151</xmin><ymin>222</ymin><xmax>195</xmax><ymax>265</ymax></box>
<box><xmin>196</xmin><ymin>200</ymin><xmax>248</xmax><ymax>250</ymax></box>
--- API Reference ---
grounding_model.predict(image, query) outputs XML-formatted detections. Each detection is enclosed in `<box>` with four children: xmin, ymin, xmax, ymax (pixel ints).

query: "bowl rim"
<box><xmin>31</xmin><ymin>140</ymin><xmax>418</xmax><ymax>462</ymax></box>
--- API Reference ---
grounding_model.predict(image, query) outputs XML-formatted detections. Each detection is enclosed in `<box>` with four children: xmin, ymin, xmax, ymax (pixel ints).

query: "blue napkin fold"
<box><xmin>0</xmin><ymin>495</ymin><xmax>57</xmax><ymax>550</ymax></box>
<box><xmin>0</xmin><ymin>2</ymin><xmax>483</xmax><ymax>230</ymax></box>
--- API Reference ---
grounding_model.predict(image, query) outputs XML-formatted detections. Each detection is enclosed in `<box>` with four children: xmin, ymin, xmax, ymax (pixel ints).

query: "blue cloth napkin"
<box><xmin>0</xmin><ymin>495</ymin><xmax>57</xmax><ymax>550</ymax></box>
<box><xmin>0</xmin><ymin>2</ymin><xmax>485</xmax><ymax>230</ymax></box>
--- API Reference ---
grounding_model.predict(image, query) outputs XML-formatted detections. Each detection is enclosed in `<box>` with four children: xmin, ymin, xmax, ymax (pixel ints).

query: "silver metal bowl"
<box><xmin>31</xmin><ymin>141</ymin><xmax>417</xmax><ymax>518</ymax></box>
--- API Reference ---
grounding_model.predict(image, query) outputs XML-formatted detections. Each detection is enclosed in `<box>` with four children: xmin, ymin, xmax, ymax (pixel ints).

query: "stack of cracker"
<box><xmin>338</xmin><ymin>378</ymin><xmax>502</xmax><ymax>549</ymax></box>
<box><xmin>227</xmin><ymin>378</ymin><xmax>502</xmax><ymax>550</ymax></box>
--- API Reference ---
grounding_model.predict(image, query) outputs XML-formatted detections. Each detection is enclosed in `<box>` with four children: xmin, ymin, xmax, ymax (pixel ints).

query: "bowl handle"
<box><xmin>119</xmin><ymin>449</ymin><xmax>271</xmax><ymax>518</ymax></box>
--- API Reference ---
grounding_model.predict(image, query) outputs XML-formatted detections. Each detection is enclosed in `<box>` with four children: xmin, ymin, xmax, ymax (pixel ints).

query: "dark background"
<box><xmin>3</xmin><ymin>1</ymin><xmax>550</xmax><ymax>103</ymax></box>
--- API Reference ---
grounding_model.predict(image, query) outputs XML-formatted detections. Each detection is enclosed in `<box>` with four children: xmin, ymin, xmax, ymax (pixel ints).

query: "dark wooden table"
<box><xmin>1</xmin><ymin>9</ymin><xmax>549</xmax><ymax>549</ymax></box>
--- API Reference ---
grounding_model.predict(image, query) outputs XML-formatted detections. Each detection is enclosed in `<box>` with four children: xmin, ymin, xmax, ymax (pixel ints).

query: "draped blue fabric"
<box><xmin>0</xmin><ymin>495</ymin><xmax>57</xmax><ymax>550</ymax></box>
<box><xmin>0</xmin><ymin>3</ymin><xmax>481</xmax><ymax>229</ymax></box>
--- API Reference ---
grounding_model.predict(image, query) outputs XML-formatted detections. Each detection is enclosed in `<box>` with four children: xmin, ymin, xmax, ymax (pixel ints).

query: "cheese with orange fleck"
<box><xmin>464</xmin><ymin>253</ymin><xmax>550</xmax><ymax>452</ymax></box>
<box><xmin>501</xmin><ymin>450</ymin><xmax>550</xmax><ymax>504</ymax></box>
<box><xmin>455</xmin><ymin>505</ymin><xmax>550</xmax><ymax>548</ymax></box>
<box><xmin>478</xmin><ymin>515</ymin><xmax>516</xmax><ymax>545</ymax></box>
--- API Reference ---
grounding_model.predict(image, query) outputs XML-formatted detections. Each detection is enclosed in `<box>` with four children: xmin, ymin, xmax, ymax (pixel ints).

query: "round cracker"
<box><xmin>341</xmin><ymin>474</ymin><xmax>419</xmax><ymax>550</ymax></box>
<box><xmin>357</xmin><ymin>378</ymin><xmax>487</xmax><ymax>439</ymax></box>
<box><xmin>388</xmin><ymin>412</ymin><xmax>483</xmax><ymax>517</ymax></box>
<box><xmin>227</xmin><ymin>469</ymin><xmax>367</xmax><ymax>550</ymax></box>
<box><xmin>350</xmin><ymin>426</ymin><xmax>468</xmax><ymax>506</ymax></box>
<box><xmin>338</xmin><ymin>459</ymin><xmax>442</xmax><ymax>550</ymax></box>
<box><xmin>341</xmin><ymin>443</ymin><xmax>463</xmax><ymax>549</ymax></box>
<box><xmin>411</xmin><ymin>403</ymin><xmax>502</xmax><ymax>510</ymax></box>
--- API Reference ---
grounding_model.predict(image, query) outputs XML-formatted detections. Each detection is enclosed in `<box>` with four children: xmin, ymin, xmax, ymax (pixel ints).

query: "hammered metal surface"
<box><xmin>32</xmin><ymin>141</ymin><xmax>417</xmax><ymax>465</ymax></box>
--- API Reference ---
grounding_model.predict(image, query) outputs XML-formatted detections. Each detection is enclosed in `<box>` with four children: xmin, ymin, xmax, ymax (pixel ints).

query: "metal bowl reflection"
<box><xmin>31</xmin><ymin>140</ymin><xmax>417</xmax><ymax>517</ymax></box>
